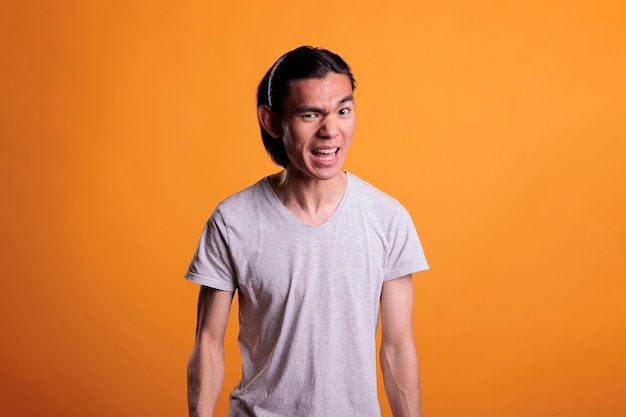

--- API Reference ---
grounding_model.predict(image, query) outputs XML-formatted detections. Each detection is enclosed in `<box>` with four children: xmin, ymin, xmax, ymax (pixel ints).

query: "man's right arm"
<box><xmin>187</xmin><ymin>286</ymin><xmax>235</xmax><ymax>417</ymax></box>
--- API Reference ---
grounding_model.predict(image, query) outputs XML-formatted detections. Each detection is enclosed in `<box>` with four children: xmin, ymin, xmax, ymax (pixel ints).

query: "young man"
<box><xmin>185</xmin><ymin>46</ymin><xmax>429</xmax><ymax>417</ymax></box>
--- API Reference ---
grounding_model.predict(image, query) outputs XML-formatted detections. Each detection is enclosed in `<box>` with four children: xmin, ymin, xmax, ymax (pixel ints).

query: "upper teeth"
<box><xmin>315</xmin><ymin>148</ymin><xmax>338</xmax><ymax>154</ymax></box>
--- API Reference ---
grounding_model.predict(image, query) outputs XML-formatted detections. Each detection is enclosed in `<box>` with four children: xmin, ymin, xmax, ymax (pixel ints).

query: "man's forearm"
<box><xmin>380</xmin><ymin>343</ymin><xmax>421</xmax><ymax>417</ymax></box>
<box><xmin>187</xmin><ymin>343</ymin><xmax>225</xmax><ymax>417</ymax></box>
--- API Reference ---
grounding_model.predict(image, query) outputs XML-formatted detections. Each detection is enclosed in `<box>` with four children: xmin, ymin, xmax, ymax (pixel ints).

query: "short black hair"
<box><xmin>257</xmin><ymin>46</ymin><xmax>356</xmax><ymax>168</ymax></box>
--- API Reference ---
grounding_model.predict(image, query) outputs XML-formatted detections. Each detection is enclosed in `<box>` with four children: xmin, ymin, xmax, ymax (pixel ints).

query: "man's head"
<box><xmin>257</xmin><ymin>46</ymin><xmax>356</xmax><ymax>168</ymax></box>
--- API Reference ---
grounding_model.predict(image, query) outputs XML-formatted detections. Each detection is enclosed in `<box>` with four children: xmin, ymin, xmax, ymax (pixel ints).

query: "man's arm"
<box><xmin>187</xmin><ymin>286</ymin><xmax>235</xmax><ymax>417</ymax></box>
<box><xmin>380</xmin><ymin>274</ymin><xmax>421</xmax><ymax>417</ymax></box>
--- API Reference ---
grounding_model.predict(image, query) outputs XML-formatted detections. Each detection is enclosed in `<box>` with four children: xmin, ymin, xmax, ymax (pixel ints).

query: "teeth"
<box><xmin>314</xmin><ymin>148</ymin><xmax>338</xmax><ymax>154</ymax></box>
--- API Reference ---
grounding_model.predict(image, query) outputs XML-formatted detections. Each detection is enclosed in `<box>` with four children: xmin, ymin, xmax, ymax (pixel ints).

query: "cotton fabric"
<box><xmin>186</xmin><ymin>172</ymin><xmax>428</xmax><ymax>416</ymax></box>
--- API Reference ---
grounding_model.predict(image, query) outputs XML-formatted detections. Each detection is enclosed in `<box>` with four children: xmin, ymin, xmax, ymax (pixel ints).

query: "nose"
<box><xmin>318</xmin><ymin>115</ymin><xmax>339</xmax><ymax>139</ymax></box>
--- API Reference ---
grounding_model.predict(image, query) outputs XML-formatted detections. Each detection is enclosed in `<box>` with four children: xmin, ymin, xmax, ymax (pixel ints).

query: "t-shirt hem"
<box><xmin>184</xmin><ymin>272</ymin><xmax>237</xmax><ymax>292</ymax></box>
<box><xmin>383</xmin><ymin>262</ymin><xmax>430</xmax><ymax>282</ymax></box>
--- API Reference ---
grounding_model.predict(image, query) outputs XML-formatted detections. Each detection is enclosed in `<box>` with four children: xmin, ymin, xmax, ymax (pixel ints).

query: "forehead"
<box><xmin>284</xmin><ymin>73</ymin><xmax>353</xmax><ymax>108</ymax></box>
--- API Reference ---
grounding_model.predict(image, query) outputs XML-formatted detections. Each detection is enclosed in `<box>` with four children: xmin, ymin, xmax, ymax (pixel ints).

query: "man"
<box><xmin>185</xmin><ymin>46</ymin><xmax>429</xmax><ymax>417</ymax></box>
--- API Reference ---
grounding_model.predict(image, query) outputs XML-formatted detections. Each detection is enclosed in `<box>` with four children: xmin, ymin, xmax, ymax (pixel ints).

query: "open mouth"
<box><xmin>311</xmin><ymin>147</ymin><xmax>339</xmax><ymax>161</ymax></box>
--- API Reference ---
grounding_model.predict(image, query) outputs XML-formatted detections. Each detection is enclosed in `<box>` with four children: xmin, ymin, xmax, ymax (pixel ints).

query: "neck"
<box><xmin>268</xmin><ymin>170</ymin><xmax>348</xmax><ymax>226</ymax></box>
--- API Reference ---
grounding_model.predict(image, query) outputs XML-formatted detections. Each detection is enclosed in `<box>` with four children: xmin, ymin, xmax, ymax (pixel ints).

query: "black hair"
<box><xmin>257</xmin><ymin>46</ymin><xmax>356</xmax><ymax>168</ymax></box>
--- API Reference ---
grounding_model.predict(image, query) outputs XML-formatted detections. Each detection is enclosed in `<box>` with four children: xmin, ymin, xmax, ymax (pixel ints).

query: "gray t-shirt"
<box><xmin>186</xmin><ymin>172</ymin><xmax>429</xmax><ymax>417</ymax></box>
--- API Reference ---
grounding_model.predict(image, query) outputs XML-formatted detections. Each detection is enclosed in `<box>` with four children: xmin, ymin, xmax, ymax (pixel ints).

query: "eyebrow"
<box><xmin>295</xmin><ymin>95</ymin><xmax>354</xmax><ymax>114</ymax></box>
<box><xmin>339</xmin><ymin>94</ymin><xmax>354</xmax><ymax>104</ymax></box>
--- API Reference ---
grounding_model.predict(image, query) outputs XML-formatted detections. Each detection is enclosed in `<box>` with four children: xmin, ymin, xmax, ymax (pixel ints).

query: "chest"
<box><xmin>229</xmin><ymin>211</ymin><xmax>389</xmax><ymax>309</ymax></box>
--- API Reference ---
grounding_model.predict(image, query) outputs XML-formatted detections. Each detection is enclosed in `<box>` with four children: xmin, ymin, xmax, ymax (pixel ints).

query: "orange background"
<box><xmin>1</xmin><ymin>1</ymin><xmax>625</xmax><ymax>416</ymax></box>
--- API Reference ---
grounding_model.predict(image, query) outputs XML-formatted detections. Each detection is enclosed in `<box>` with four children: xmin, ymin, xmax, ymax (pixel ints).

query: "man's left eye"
<box><xmin>339</xmin><ymin>108</ymin><xmax>351</xmax><ymax>115</ymax></box>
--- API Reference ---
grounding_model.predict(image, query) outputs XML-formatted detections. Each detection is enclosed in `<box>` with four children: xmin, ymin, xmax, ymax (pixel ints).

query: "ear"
<box><xmin>257</xmin><ymin>105</ymin><xmax>282</xmax><ymax>138</ymax></box>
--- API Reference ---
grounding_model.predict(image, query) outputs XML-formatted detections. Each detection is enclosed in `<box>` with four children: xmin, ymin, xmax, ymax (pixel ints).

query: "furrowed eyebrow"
<box><xmin>295</xmin><ymin>95</ymin><xmax>354</xmax><ymax>114</ymax></box>
<box><xmin>338</xmin><ymin>95</ymin><xmax>354</xmax><ymax>104</ymax></box>
<box><xmin>295</xmin><ymin>105</ymin><xmax>324</xmax><ymax>114</ymax></box>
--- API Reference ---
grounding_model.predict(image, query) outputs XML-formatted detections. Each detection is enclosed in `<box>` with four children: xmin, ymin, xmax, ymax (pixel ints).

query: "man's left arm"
<box><xmin>380</xmin><ymin>274</ymin><xmax>421</xmax><ymax>417</ymax></box>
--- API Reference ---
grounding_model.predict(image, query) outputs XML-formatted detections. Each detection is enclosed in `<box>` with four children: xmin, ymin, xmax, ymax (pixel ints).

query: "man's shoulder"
<box><xmin>347</xmin><ymin>172</ymin><xmax>405</xmax><ymax>210</ymax></box>
<box><xmin>215</xmin><ymin>177</ymin><xmax>267</xmax><ymax>210</ymax></box>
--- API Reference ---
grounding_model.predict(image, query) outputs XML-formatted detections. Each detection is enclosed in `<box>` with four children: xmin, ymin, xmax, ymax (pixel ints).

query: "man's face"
<box><xmin>278</xmin><ymin>72</ymin><xmax>355</xmax><ymax>182</ymax></box>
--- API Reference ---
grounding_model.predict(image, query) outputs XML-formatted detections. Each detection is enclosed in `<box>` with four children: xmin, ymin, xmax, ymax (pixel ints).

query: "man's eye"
<box><xmin>339</xmin><ymin>108</ymin><xmax>351</xmax><ymax>116</ymax></box>
<box><xmin>302</xmin><ymin>113</ymin><xmax>317</xmax><ymax>119</ymax></box>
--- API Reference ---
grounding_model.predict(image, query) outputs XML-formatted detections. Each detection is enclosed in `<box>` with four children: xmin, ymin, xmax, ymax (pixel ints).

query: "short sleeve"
<box><xmin>384</xmin><ymin>206</ymin><xmax>429</xmax><ymax>282</ymax></box>
<box><xmin>184</xmin><ymin>208</ymin><xmax>238</xmax><ymax>291</ymax></box>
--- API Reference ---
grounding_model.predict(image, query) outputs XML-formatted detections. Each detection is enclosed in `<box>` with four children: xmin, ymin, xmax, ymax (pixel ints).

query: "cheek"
<box><xmin>342</xmin><ymin>122</ymin><xmax>356</xmax><ymax>141</ymax></box>
<box><xmin>285</xmin><ymin>126</ymin><xmax>314</xmax><ymax>148</ymax></box>
<box><xmin>282</xmin><ymin>134</ymin><xmax>308</xmax><ymax>159</ymax></box>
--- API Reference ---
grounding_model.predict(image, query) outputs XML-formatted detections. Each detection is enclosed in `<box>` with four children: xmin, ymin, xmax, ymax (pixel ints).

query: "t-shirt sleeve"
<box><xmin>384</xmin><ymin>206</ymin><xmax>429</xmax><ymax>282</ymax></box>
<box><xmin>184</xmin><ymin>208</ymin><xmax>238</xmax><ymax>291</ymax></box>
